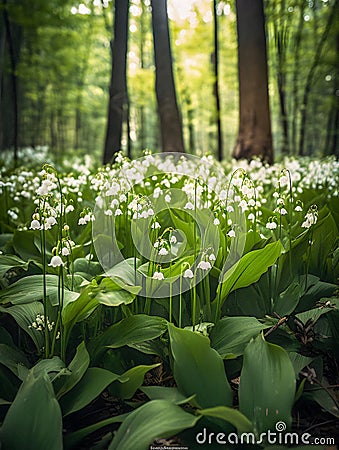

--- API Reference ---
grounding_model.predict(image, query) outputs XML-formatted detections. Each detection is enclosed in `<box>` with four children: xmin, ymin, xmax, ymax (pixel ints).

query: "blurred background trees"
<box><xmin>0</xmin><ymin>0</ymin><xmax>338</xmax><ymax>163</ymax></box>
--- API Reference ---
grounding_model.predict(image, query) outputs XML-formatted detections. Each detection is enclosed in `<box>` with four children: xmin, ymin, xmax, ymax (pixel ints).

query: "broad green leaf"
<box><xmin>31</xmin><ymin>356</ymin><xmax>65</xmax><ymax>380</ymax></box>
<box><xmin>288</xmin><ymin>352</ymin><xmax>314</xmax><ymax>378</ymax></box>
<box><xmin>303</xmin><ymin>387</ymin><xmax>339</xmax><ymax>418</ymax></box>
<box><xmin>295</xmin><ymin>305</ymin><xmax>334</xmax><ymax>325</ymax></box>
<box><xmin>56</xmin><ymin>341</ymin><xmax>89</xmax><ymax>398</ymax></box>
<box><xmin>60</xmin><ymin>367</ymin><xmax>123</xmax><ymax>416</ymax></box>
<box><xmin>0</xmin><ymin>254</ymin><xmax>30</xmax><ymax>278</ymax></box>
<box><xmin>61</xmin><ymin>285</ymin><xmax>100</xmax><ymax>350</ymax></box>
<box><xmin>215</xmin><ymin>241</ymin><xmax>284</xmax><ymax>308</ymax></box>
<box><xmin>141</xmin><ymin>386</ymin><xmax>194</xmax><ymax>405</ymax></box>
<box><xmin>110</xmin><ymin>363</ymin><xmax>160</xmax><ymax>399</ymax></box>
<box><xmin>273</xmin><ymin>281</ymin><xmax>302</xmax><ymax>316</ymax></box>
<box><xmin>88</xmin><ymin>314</ymin><xmax>167</xmax><ymax>362</ymax></box>
<box><xmin>0</xmin><ymin>302</ymin><xmax>44</xmax><ymax>350</ymax></box>
<box><xmin>0</xmin><ymin>274</ymin><xmax>79</xmax><ymax>306</ymax></box>
<box><xmin>73</xmin><ymin>258</ymin><xmax>102</xmax><ymax>276</ymax></box>
<box><xmin>13</xmin><ymin>229</ymin><xmax>42</xmax><ymax>261</ymax></box>
<box><xmin>64</xmin><ymin>413</ymin><xmax>129</xmax><ymax>450</ymax></box>
<box><xmin>239</xmin><ymin>334</ymin><xmax>296</xmax><ymax>434</ymax></box>
<box><xmin>95</xmin><ymin>278</ymin><xmax>136</xmax><ymax>307</ymax></box>
<box><xmin>168</xmin><ymin>324</ymin><xmax>232</xmax><ymax>409</ymax></box>
<box><xmin>108</xmin><ymin>399</ymin><xmax>200</xmax><ymax>450</ymax></box>
<box><xmin>105</xmin><ymin>258</ymin><xmax>142</xmax><ymax>294</ymax></box>
<box><xmin>0</xmin><ymin>343</ymin><xmax>30</xmax><ymax>378</ymax></box>
<box><xmin>198</xmin><ymin>406</ymin><xmax>252</xmax><ymax>433</ymax></box>
<box><xmin>0</xmin><ymin>371</ymin><xmax>63</xmax><ymax>450</ymax></box>
<box><xmin>210</xmin><ymin>316</ymin><xmax>268</xmax><ymax>359</ymax></box>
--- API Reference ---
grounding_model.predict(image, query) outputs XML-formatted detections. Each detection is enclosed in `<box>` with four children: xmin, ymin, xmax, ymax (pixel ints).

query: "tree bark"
<box><xmin>151</xmin><ymin>0</ymin><xmax>185</xmax><ymax>153</ymax></box>
<box><xmin>298</xmin><ymin>1</ymin><xmax>338</xmax><ymax>156</ymax></box>
<box><xmin>103</xmin><ymin>0</ymin><xmax>129</xmax><ymax>164</ymax></box>
<box><xmin>3</xmin><ymin>0</ymin><xmax>18</xmax><ymax>162</ymax></box>
<box><xmin>233</xmin><ymin>0</ymin><xmax>273</xmax><ymax>163</ymax></box>
<box><xmin>213</xmin><ymin>0</ymin><xmax>223</xmax><ymax>161</ymax></box>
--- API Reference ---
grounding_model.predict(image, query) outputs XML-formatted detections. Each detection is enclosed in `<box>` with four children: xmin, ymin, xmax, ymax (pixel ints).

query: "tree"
<box><xmin>103</xmin><ymin>0</ymin><xmax>129</xmax><ymax>164</ymax></box>
<box><xmin>212</xmin><ymin>0</ymin><xmax>223</xmax><ymax>161</ymax></box>
<box><xmin>151</xmin><ymin>0</ymin><xmax>185</xmax><ymax>153</ymax></box>
<box><xmin>298</xmin><ymin>0</ymin><xmax>338</xmax><ymax>156</ymax></box>
<box><xmin>233</xmin><ymin>0</ymin><xmax>273</xmax><ymax>163</ymax></box>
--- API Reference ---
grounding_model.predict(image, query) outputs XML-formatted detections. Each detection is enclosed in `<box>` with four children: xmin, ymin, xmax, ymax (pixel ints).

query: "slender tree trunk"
<box><xmin>291</xmin><ymin>0</ymin><xmax>305</xmax><ymax>154</ymax></box>
<box><xmin>0</xmin><ymin>18</ymin><xmax>6</xmax><ymax>151</ymax></box>
<box><xmin>151</xmin><ymin>0</ymin><xmax>185</xmax><ymax>153</ymax></box>
<box><xmin>213</xmin><ymin>0</ymin><xmax>223</xmax><ymax>161</ymax></box>
<box><xmin>233</xmin><ymin>0</ymin><xmax>273</xmax><ymax>163</ymax></box>
<box><xmin>3</xmin><ymin>0</ymin><xmax>18</xmax><ymax>162</ymax></box>
<box><xmin>298</xmin><ymin>1</ymin><xmax>337</xmax><ymax>156</ymax></box>
<box><xmin>272</xmin><ymin>0</ymin><xmax>289</xmax><ymax>154</ymax></box>
<box><xmin>103</xmin><ymin>0</ymin><xmax>129</xmax><ymax>164</ymax></box>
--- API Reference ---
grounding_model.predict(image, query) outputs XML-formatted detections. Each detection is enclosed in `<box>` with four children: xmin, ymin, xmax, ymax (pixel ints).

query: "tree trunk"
<box><xmin>233</xmin><ymin>0</ymin><xmax>273</xmax><ymax>163</ymax></box>
<box><xmin>290</xmin><ymin>0</ymin><xmax>305</xmax><ymax>155</ymax></box>
<box><xmin>103</xmin><ymin>0</ymin><xmax>129</xmax><ymax>164</ymax></box>
<box><xmin>151</xmin><ymin>0</ymin><xmax>185</xmax><ymax>153</ymax></box>
<box><xmin>298</xmin><ymin>1</ymin><xmax>338</xmax><ymax>156</ymax></box>
<box><xmin>3</xmin><ymin>0</ymin><xmax>19</xmax><ymax>162</ymax></box>
<box><xmin>213</xmin><ymin>0</ymin><xmax>223</xmax><ymax>161</ymax></box>
<box><xmin>272</xmin><ymin>0</ymin><xmax>289</xmax><ymax>154</ymax></box>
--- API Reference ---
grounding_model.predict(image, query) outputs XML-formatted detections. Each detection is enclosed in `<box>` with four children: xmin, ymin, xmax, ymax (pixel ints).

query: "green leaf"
<box><xmin>60</xmin><ymin>367</ymin><xmax>123</xmax><ymax>416</ymax></box>
<box><xmin>108</xmin><ymin>399</ymin><xmax>200</xmax><ymax>450</ymax></box>
<box><xmin>0</xmin><ymin>254</ymin><xmax>30</xmax><ymax>278</ymax></box>
<box><xmin>110</xmin><ymin>363</ymin><xmax>160</xmax><ymax>399</ymax></box>
<box><xmin>303</xmin><ymin>387</ymin><xmax>339</xmax><ymax>418</ymax></box>
<box><xmin>168</xmin><ymin>324</ymin><xmax>232</xmax><ymax>409</ymax></box>
<box><xmin>0</xmin><ymin>343</ymin><xmax>30</xmax><ymax>378</ymax></box>
<box><xmin>0</xmin><ymin>302</ymin><xmax>44</xmax><ymax>350</ymax></box>
<box><xmin>31</xmin><ymin>356</ymin><xmax>65</xmax><ymax>380</ymax></box>
<box><xmin>288</xmin><ymin>352</ymin><xmax>314</xmax><ymax>378</ymax></box>
<box><xmin>88</xmin><ymin>314</ymin><xmax>168</xmax><ymax>362</ymax></box>
<box><xmin>210</xmin><ymin>316</ymin><xmax>268</xmax><ymax>359</ymax></box>
<box><xmin>198</xmin><ymin>406</ymin><xmax>252</xmax><ymax>433</ymax></box>
<box><xmin>0</xmin><ymin>371</ymin><xmax>63</xmax><ymax>450</ymax></box>
<box><xmin>141</xmin><ymin>386</ymin><xmax>194</xmax><ymax>405</ymax></box>
<box><xmin>215</xmin><ymin>241</ymin><xmax>284</xmax><ymax>307</ymax></box>
<box><xmin>61</xmin><ymin>285</ymin><xmax>100</xmax><ymax>351</ymax></box>
<box><xmin>95</xmin><ymin>278</ymin><xmax>137</xmax><ymax>307</ymax></box>
<box><xmin>13</xmin><ymin>229</ymin><xmax>42</xmax><ymax>261</ymax></box>
<box><xmin>105</xmin><ymin>258</ymin><xmax>142</xmax><ymax>294</ymax></box>
<box><xmin>0</xmin><ymin>274</ymin><xmax>79</xmax><ymax>306</ymax></box>
<box><xmin>273</xmin><ymin>281</ymin><xmax>302</xmax><ymax>316</ymax></box>
<box><xmin>239</xmin><ymin>334</ymin><xmax>296</xmax><ymax>434</ymax></box>
<box><xmin>56</xmin><ymin>341</ymin><xmax>89</xmax><ymax>398</ymax></box>
<box><xmin>64</xmin><ymin>413</ymin><xmax>129</xmax><ymax>450</ymax></box>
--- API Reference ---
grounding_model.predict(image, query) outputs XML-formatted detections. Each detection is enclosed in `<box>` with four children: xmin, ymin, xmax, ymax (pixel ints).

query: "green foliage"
<box><xmin>0</xmin><ymin>371</ymin><xmax>63</xmax><ymax>450</ymax></box>
<box><xmin>168</xmin><ymin>324</ymin><xmax>233</xmax><ymax>409</ymax></box>
<box><xmin>108</xmin><ymin>399</ymin><xmax>200</xmax><ymax>450</ymax></box>
<box><xmin>239</xmin><ymin>334</ymin><xmax>296</xmax><ymax>434</ymax></box>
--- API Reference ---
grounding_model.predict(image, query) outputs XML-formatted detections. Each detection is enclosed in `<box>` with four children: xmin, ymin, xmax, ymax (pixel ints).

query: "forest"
<box><xmin>0</xmin><ymin>1</ymin><xmax>338</xmax><ymax>449</ymax></box>
<box><xmin>1</xmin><ymin>0</ymin><xmax>338</xmax><ymax>163</ymax></box>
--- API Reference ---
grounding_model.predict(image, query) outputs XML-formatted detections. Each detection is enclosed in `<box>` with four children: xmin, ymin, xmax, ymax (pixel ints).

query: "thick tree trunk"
<box><xmin>151</xmin><ymin>0</ymin><xmax>185</xmax><ymax>153</ymax></box>
<box><xmin>233</xmin><ymin>0</ymin><xmax>273</xmax><ymax>163</ymax></box>
<box><xmin>103</xmin><ymin>0</ymin><xmax>129</xmax><ymax>164</ymax></box>
<box><xmin>213</xmin><ymin>0</ymin><xmax>223</xmax><ymax>161</ymax></box>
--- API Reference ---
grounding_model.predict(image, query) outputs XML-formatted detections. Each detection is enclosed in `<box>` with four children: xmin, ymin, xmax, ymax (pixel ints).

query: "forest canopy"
<box><xmin>0</xmin><ymin>0</ymin><xmax>338</xmax><ymax>163</ymax></box>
